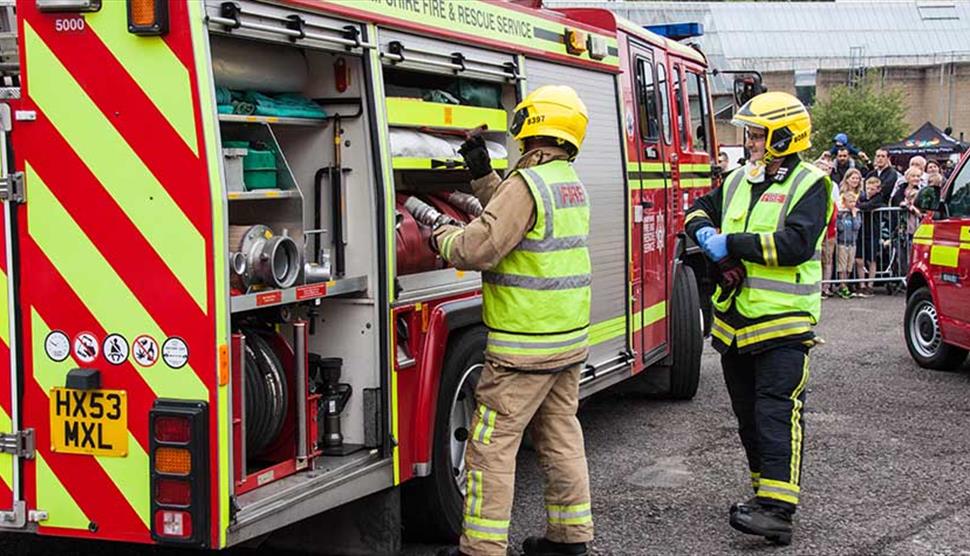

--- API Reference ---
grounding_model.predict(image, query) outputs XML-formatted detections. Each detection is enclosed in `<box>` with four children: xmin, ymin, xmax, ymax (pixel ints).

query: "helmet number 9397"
<box><xmin>54</xmin><ymin>17</ymin><xmax>86</xmax><ymax>33</ymax></box>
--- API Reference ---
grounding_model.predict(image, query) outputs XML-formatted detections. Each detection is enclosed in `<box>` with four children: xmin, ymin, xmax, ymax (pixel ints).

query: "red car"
<box><xmin>905</xmin><ymin>151</ymin><xmax>970</xmax><ymax>370</ymax></box>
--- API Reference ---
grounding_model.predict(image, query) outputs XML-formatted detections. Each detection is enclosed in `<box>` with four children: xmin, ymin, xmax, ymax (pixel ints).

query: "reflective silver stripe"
<box><xmin>465</xmin><ymin>521</ymin><xmax>509</xmax><ymax>536</ymax></box>
<box><xmin>548</xmin><ymin>507</ymin><xmax>593</xmax><ymax>520</ymax></box>
<box><xmin>466</xmin><ymin>470</ymin><xmax>480</xmax><ymax>517</ymax></box>
<box><xmin>517</xmin><ymin>235</ymin><xmax>587</xmax><ymax>252</ymax></box>
<box><xmin>477</xmin><ymin>408</ymin><xmax>493</xmax><ymax>442</ymax></box>
<box><xmin>736</xmin><ymin>320</ymin><xmax>811</xmax><ymax>343</ymax></box>
<box><xmin>758</xmin><ymin>485</ymin><xmax>799</xmax><ymax>500</ymax></box>
<box><xmin>745</xmin><ymin>277</ymin><xmax>820</xmax><ymax>296</ymax></box>
<box><xmin>482</xmin><ymin>272</ymin><xmax>591</xmax><ymax>290</ymax></box>
<box><xmin>776</xmin><ymin>167</ymin><xmax>812</xmax><ymax>230</ymax></box>
<box><xmin>710</xmin><ymin>319</ymin><xmax>735</xmax><ymax>340</ymax></box>
<box><xmin>520</xmin><ymin>167</ymin><xmax>554</xmax><ymax>239</ymax></box>
<box><xmin>488</xmin><ymin>333</ymin><xmax>589</xmax><ymax>351</ymax></box>
<box><xmin>722</xmin><ymin>168</ymin><xmax>746</xmax><ymax>213</ymax></box>
<box><xmin>813</xmin><ymin>248</ymin><xmax>822</xmax><ymax>261</ymax></box>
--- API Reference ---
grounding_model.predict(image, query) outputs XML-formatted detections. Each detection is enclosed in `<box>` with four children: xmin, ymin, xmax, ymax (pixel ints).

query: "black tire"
<box><xmin>403</xmin><ymin>326</ymin><xmax>486</xmax><ymax>542</ymax></box>
<box><xmin>904</xmin><ymin>287</ymin><xmax>968</xmax><ymax>370</ymax></box>
<box><xmin>667</xmin><ymin>265</ymin><xmax>703</xmax><ymax>399</ymax></box>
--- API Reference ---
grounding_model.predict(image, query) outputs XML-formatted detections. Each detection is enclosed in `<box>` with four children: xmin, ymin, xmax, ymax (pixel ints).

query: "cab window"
<box><xmin>686</xmin><ymin>69</ymin><xmax>712</xmax><ymax>155</ymax></box>
<box><xmin>657</xmin><ymin>63</ymin><xmax>672</xmax><ymax>144</ymax></box>
<box><xmin>674</xmin><ymin>65</ymin><xmax>687</xmax><ymax>150</ymax></box>
<box><xmin>946</xmin><ymin>160</ymin><xmax>970</xmax><ymax>217</ymax></box>
<box><xmin>635</xmin><ymin>58</ymin><xmax>660</xmax><ymax>141</ymax></box>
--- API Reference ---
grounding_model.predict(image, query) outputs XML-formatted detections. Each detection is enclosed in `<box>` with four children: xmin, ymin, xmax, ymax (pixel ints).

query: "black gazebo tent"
<box><xmin>884</xmin><ymin>121</ymin><xmax>967</xmax><ymax>158</ymax></box>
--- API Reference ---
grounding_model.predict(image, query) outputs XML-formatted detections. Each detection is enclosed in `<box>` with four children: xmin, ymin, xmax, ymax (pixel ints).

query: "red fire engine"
<box><xmin>0</xmin><ymin>0</ymin><xmax>717</xmax><ymax>550</ymax></box>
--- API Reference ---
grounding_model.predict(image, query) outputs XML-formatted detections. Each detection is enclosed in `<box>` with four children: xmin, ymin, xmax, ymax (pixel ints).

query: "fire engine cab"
<box><xmin>906</xmin><ymin>150</ymin><xmax>970</xmax><ymax>371</ymax></box>
<box><xmin>0</xmin><ymin>0</ymin><xmax>717</xmax><ymax>550</ymax></box>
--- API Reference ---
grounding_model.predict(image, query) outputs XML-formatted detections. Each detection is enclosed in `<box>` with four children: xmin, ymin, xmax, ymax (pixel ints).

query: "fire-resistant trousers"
<box><xmin>459</xmin><ymin>361</ymin><xmax>594</xmax><ymax>556</ymax></box>
<box><xmin>721</xmin><ymin>343</ymin><xmax>810</xmax><ymax>510</ymax></box>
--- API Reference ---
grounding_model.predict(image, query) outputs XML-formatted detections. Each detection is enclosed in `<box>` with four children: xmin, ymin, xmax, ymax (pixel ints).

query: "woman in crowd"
<box><xmin>840</xmin><ymin>168</ymin><xmax>863</xmax><ymax>197</ymax></box>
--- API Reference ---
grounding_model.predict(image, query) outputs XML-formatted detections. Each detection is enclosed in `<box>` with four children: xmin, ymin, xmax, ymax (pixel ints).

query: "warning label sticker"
<box><xmin>162</xmin><ymin>337</ymin><xmax>189</xmax><ymax>369</ymax></box>
<box><xmin>132</xmin><ymin>335</ymin><xmax>159</xmax><ymax>367</ymax></box>
<box><xmin>45</xmin><ymin>331</ymin><xmax>71</xmax><ymax>362</ymax></box>
<box><xmin>103</xmin><ymin>334</ymin><xmax>129</xmax><ymax>366</ymax></box>
<box><xmin>73</xmin><ymin>332</ymin><xmax>99</xmax><ymax>364</ymax></box>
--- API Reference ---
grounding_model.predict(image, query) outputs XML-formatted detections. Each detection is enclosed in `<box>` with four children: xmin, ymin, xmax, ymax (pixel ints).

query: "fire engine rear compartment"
<box><xmin>205</xmin><ymin>4</ymin><xmax>392</xmax><ymax>542</ymax></box>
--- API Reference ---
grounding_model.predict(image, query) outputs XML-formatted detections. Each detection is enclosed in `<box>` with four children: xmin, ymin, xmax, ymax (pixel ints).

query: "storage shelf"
<box><xmin>227</xmin><ymin>189</ymin><xmax>301</xmax><ymax>201</ymax></box>
<box><xmin>231</xmin><ymin>276</ymin><xmax>368</xmax><ymax>313</ymax></box>
<box><xmin>219</xmin><ymin>114</ymin><xmax>328</xmax><ymax>126</ymax></box>
<box><xmin>392</xmin><ymin>157</ymin><xmax>509</xmax><ymax>171</ymax></box>
<box><xmin>386</xmin><ymin>98</ymin><xmax>507</xmax><ymax>132</ymax></box>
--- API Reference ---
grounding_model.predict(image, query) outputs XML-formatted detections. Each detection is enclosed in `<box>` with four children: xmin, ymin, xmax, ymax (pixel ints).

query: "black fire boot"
<box><xmin>729</xmin><ymin>501</ymin><xmax>794</xmax><ymax>545</ymax></box>
<box><xmin>522</xmin><ymin>536</ymin><xmax>589</xmax><ymax>556</ymax></box>
<box><xmin>729</xmin><ymin>496</ymin><xmax>759</xmax><ymax>516</ymax></box>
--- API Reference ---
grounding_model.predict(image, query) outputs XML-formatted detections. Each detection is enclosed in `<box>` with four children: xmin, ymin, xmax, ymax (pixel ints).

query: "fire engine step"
<box><xmin>230</xmin><ymin>450</ymin><xmax>389</xmax><ymax>544</ymax></box>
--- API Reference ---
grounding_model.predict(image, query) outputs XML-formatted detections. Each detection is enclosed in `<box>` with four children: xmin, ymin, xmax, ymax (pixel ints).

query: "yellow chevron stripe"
<box><xmin>26</xmin><ymin>164</ymin><xmax>207</xmax><ymax>400</ymax></box>
<box><xmin>0</xmin><ymin>268</ymin><xmax>7</xmax><ymax>346</ymax></box>
<box><xmin>85</xmin><ymin>3</ymin><xmax>198</xmax><ymax>154</ymax></box>
<box><xmin>185</xmin><ymin>0</ymin><xmax>231</xmax><ymax>544</ymax></box>
<box><xmin>32</xmin><ymin>309</ymin><xmax>150</xmax><ymax>528</ymax></box>
<box><xmin>0</xmin><ymin>404</ymin><xmax>10</xmax><ymax>491</ymax></box>
<box><xmin>37</xmin><ymin>453</ymin><xmax>90</xmax><ymax>530</ymax></box>
<box><xmin>23</xmin><ymin>23</ymin><xmax>206</xmax><ymax>311</ymax></box>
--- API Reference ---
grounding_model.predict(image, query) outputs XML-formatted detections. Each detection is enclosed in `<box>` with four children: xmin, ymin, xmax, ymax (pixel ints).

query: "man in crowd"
<box><xmin>831</xmin><ymin>147</ymin><xmax>869</xmax><ymax>185</ymax></box>
<box><xmin>865</xmin><ymin>149</ymin><xmax>900</xmax><ymax>204</ymax></box>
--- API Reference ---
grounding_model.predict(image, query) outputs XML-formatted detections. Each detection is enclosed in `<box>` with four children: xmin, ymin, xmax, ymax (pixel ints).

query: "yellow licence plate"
<box><xmin>50</xmin><ymin>388</ymin><xmax>128</xmax><ymax>457</ymax></box>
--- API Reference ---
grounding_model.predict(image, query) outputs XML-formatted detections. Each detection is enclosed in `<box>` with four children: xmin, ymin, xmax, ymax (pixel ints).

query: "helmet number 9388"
<box><xmin>54</xmin><ymin>17</ymin><xmax>85</xmax><ymax>33</ymax></box>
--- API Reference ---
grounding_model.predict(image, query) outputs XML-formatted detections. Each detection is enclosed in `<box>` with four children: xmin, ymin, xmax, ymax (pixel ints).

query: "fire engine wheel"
<box><xmin>403</xmin><ymin>325</ymin><xmax>486</xmax><ymax>542</ymax></box>
<box><xmin>905</xmin><ymin>287</ymin><xmax>968</xmax><ymax>370</ymax></box>
<box><xmin>666</xmin><ymin>265</ymin><xmax>703</xmax><ymax>399</ymax></box>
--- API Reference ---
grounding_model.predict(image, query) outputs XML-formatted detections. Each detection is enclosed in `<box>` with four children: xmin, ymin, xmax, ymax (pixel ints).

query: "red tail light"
<box><xmin>154</xmin><ymin>510</ymin><xmax>193</xmax><ymax>539</ymax></box>
<box><xmin>150</xmin><ymin>400</ymin><xmax>208</xmax><ymax>546</ymax></box>
<box><xmin>154</xmin><ymin>416</ymin><xmax>191</xmax><ymax>443</ymax></box>
<box><xmin>155</xmin><ymin>478</ymin><xmax>191</xmax><ymax>506</ymax></box>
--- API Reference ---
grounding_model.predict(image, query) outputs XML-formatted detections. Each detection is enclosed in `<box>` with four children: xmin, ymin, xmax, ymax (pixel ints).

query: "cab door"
<box><xmin>934</xmin><ymin>160</ymin><xmax>970</xmax><ymax>345</ymax></box>
<box><xmin>630</xmin><ymin>44</ymin><xmax>670</xmax><ymax>361</ymax></box>
<box><xmin>0</xmin><ymin>101</ymin><xmax>24</xmax><ymax>528</ymax></box>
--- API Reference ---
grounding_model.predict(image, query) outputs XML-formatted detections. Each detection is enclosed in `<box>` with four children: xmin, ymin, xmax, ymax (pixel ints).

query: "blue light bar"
<box><xmin>644</xmin><ymin>22</ymin><xmax>704</xmax><ymax>40</ymax></box>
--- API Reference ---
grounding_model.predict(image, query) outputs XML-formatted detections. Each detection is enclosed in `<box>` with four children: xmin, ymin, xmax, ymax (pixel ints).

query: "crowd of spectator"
<box><xmin>812</xmin><ymin>134</ymin><xmax>953</xmax><ymax>299</ymax></box>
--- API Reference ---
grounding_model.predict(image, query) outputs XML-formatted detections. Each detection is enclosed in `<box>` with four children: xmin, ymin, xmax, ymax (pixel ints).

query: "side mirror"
<box><xmin>915</xmin><ymin>186</ymin><xmax>939</xmax><ymax>211</ymax></box>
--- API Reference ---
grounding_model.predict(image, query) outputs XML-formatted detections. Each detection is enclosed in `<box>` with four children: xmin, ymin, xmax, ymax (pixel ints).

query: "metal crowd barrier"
<box><xmin>821</xmin><ymin>206</ymin><xmax>914</xmax><ymax>292</ymax></box>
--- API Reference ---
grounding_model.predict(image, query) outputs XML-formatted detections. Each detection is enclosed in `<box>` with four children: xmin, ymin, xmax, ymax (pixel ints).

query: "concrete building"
<box><xmin>548</xmin><ymin>0</ymin><xmax>970</xmax><ymax>149</ymax></box>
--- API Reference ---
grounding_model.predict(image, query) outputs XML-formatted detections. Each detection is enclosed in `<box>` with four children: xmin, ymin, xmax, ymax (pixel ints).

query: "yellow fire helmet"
<box><xmin>510</xmin><ymin>85</ymin><xmax>589</xmax><ymax>159</ymax></box>
<box><xmin>731</xmin><ymin>91</ymin><xmax>811</xmax><ymax>160</ymax></box>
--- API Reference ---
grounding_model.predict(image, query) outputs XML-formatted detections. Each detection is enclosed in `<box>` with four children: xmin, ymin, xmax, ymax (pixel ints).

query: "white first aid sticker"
<box><xmin>132</xmin><ymin>335</ymin><xmax>159</xmax><ymax>367</ymax></box>
<box><xmin>162</xmin><ymin>337</ymin><xmax>189</xmax><ymax>369</ymax></box>
<box><xmin>45</xmin><ymin>331</ymin><xmax>71</xmax><ymax>362</ymax></box>
<box><xmin>73</xmin><ymin>332</ymin><xmax>99</xmax><ymax>364</ymax></box>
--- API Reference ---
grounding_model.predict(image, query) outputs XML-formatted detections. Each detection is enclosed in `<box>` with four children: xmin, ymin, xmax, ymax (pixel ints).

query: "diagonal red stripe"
<box><xmin>162</xmin><ymin>1</ymin><xmax>196</xmax><ymax>70</ymax></box>
<box><xmin>23</xmin><ymin>239</ymin><xmax>153</xmax><ymax>454</ymax></box>
<box><xmin>25</xmin><ymin>11</ymin><xmax>210</xmax><ymax>236</ymax></box>
<box><xmin>27</xmin><ymin>115</ymin><xmax>210</xmax><ymax>355</ymax></box>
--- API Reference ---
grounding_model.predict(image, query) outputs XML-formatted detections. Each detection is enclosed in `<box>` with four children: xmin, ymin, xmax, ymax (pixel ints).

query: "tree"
<box><xmin>808</xmin><ymin>77</ymin><xmax>908</xmax><ymax>160</ymax></box>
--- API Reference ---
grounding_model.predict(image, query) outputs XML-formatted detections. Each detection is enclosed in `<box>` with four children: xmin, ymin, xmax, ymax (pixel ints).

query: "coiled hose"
<box><xmin>242</xmin><ymin>329</ymin><xmax>289</xmax><ymax>456</ymax></box>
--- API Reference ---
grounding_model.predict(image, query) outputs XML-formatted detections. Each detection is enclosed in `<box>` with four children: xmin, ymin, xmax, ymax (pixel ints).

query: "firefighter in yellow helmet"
<box><xmin>685</xmin><ymin>91</ymin><xmax>833</xmax><ymax>545</ymax></box>
<box><xmin>431</xmin><ymin>85</ymin><xmax>594</xmax><ymax>556</ymax></box>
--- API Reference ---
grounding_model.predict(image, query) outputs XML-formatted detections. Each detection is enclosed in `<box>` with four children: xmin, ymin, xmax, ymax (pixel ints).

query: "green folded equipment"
<box><xmin>215</xmin><ymin>87</ymin><xmax>327</xmax><ymax>119</ymax></box>
<box><xmin>243</xmin><ymin>91</ymin><xmax>327</xmax><ymax>119</ymax></box>
<box><xmin>243</xmin><ymin>148</ymin><xmax>278</xmax><ymax>190</ymax></box>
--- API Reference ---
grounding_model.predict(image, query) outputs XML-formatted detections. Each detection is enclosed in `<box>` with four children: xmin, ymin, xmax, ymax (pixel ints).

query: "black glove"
<box><xmin>717</xmin><ymin>257</ymin><xmax>747</xmax><ymax>290</ymax></box>
<box><xmin>458</xmin><ymin>135</ymin><xmax>492</xmax><ymax>179</ymax></box>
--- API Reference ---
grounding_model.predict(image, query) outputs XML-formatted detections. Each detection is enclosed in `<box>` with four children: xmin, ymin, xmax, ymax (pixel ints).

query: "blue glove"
<box><xmin>702</xmin><ymin>233</ymin><xmax>729</xmax><ymax>262</ymax></box>
<box><xmin>695</xmin><ymin>226</ymin><xmax>717</xmax><ymax>246</ymax></box>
